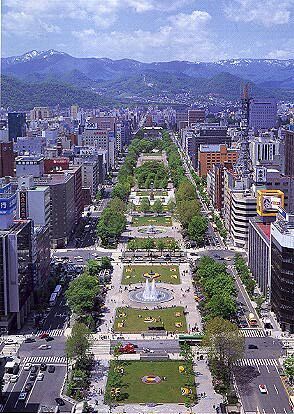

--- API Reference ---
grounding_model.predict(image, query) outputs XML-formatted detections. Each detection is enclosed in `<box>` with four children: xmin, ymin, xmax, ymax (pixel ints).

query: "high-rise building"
<box><xmin>271</xmin><ymin>212</ymin><xmax>294</xmax><ymax>333</ymax></box>
<box><xmin>70</xmin><ymin>104</ymin><xmax>79</xmax><ymax>120</ymax></box>
<box><xmin>0</xmin><ymin>142</ymin><xmax>14</xmax><ymax>177</ymax></box>
<box><xmin>8</xmin><ymin>112</ymin><xmax>26</xmax><ymax>142</ymax></box>
<box><xmin>30</xmin><ymin>107</ymin><xmax>50</xmax><ymax>121</ymax></box>
<box><xmin>188</xmin><ymin>109</ymin><xmax>205</xmax><ymax>126</ymax></box>
<box><xmin>284</xmin><ymin>129</ymin><xmax>294</xmax><ymax>177</ymax></box>
<box><xmin>15</xmin><ymin>155</ymin><xmax>44</xmax><ymax>178</ymax></box>
<box><xmin>248</xmin><ymin>98</ymin><xmax>277</xmax><ymax>130</ymax></box>
<box><xmin>198</xmin><ymin>144</ymin><xmax>238</xmax><ymax>177</ymax></box>
<box><xmin>0</xmin><ymin>220</ymin><xmax>34</xmax><ymax>333</ymax></box>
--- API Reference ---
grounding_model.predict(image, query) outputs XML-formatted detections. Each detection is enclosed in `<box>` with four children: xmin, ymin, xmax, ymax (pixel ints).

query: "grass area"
<box><xmin>132</xmin><ymin>215</ymin><xmax>172</xmax><ymax>227</ymax></box>
<box><xmin>133</xmin><ymin>204</ymin><xmax>169</xmax><ymax>212</ymax></box>
<box><xmin>105</xmin><ymin>360</ymin><xmax>196</xmax><ymax>404</ymax></box>
<box><xmin>122</xmin><ymin>264</ymin><xmax>180</xmax><ymax>285</ymax></box>
<box><xmin>127</xmin><ymin>237</ymin><xmax>178</xmax><ymax>251</ymax></box>
<box><xmin>136</xmin><ymin>190</ymin><xmax>168</xmax><ymax>196</ymax></box>
<box><xmin>114</xmin><ymin>306</ymin><xmax>187</xmax><ymax>333</ymax></box>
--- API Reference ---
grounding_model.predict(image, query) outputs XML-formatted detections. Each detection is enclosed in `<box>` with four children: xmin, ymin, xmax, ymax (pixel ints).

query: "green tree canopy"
<box><xmin>66</xmin><ymin>273</ymin><xmax>100</xmax><ymax>315</ymax></box>
<box><xmin>66</xmin><ymin>322</ymin><xmax>91</xmax><ymax>360</ymax></box>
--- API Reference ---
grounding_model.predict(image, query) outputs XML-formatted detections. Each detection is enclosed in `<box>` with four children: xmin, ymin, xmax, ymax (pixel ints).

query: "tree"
<box><xmin>128</xmin><ymin>239</ymin><xmax>138</xmax><ymax>252</ymax></box>
<box><xmin>176</xmin><ymin>200</ymin><xmax>200</xmax><ymax>228</ymax></box>
<box><xmin>203</xmin><ymin>317</ymin><xmax>244</xmax><ymax>387</ymax></box>
<box><xmin>101</xmin><ymin>256</ymin><xmax>112</xmax><ymax>269</ymax></box>
<box><xmin>97</xmin><ymin>208</ymin><xmax>126</xmax><ymax>244</ymax></box>
<box><xmin>66</xmin><ymin>322</ymin><xmax>91</xmax><ymax>360</ymax></box>
<box><xmin>205</xmin><ymin>293</ymin><xmax>237</xmax><ymax>320</ymax></box>
<box><xmin>140</xmin><ymin>197</ymin><xmax>150</xmax><ymax>213</ymax></box>
<box><xmin>284</xmin><ymin>356</ymin><xmax>294</xmax><ymax>383</ymax></box>
<box><xmin>112</xmin><ymin>182</ymin><xmax>130</xmax><ymax>201</ymax></box>
<box><xmin>66</xmin><ymin>273</ymin><xmax>100</xmax><ymax>315</ymax></box>
<box><xmin>86</xmin><ymin>259</ymin><xmax>101</xmax><ymax>276</ymax></box>
<box><xmin>166</xmin><ymin>199</ymin><xmax>176</xmax><ymax>212</ymax></box>
<box><xmin>188</xmin><ymin>215</ymin><xmax>208</xmax><ymax>245</ymax></box>
<box><xmin>167</xmin><ymin>239</ymin><xmax>178</xmax><ymax>254</ymax></box>
<box><xmin>176</xmin><ymin>180</ymin><xmax>196</xmax><ymax>204</ymax></box>
<box><xmin>156</xmin><ymin>239</ymin><xmax>165</xmax><ymax>255</ymax></box>
<box><xmin>152</xmin><ymin>199</ymin><xmax>163</xmax><ymax>215</ymax></box>
<box><xmin>143</xmin><ymin>238</ymin><xmax>154</xmax><ymax>255</ymax></box>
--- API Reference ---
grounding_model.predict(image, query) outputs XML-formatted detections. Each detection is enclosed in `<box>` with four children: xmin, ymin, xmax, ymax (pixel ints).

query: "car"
<box><xmin>5</xmin><ymin>338</ymin><xmax>16</xmax><ymax>345</ymax></box>
<box><xmin>38</xmin><ymin>344</ymin><xmax>51</xmax><ymax>350</ymax></box>
<box><xmin>248</xmin><ymin>344</ymin><xmax>258</xmax><ymax>350</ymax></box>
<box><xmin>37</xmin><ymin>373</ymin><xmax>44</xmax><ymax>381</ymax></box>
<box><xmin>45</xmin><ymin>336</ymin><xmax>54</xmax><ymax>342</ymax></box>
<box><xmin>29</xmin><ymin>373</ymin><xmax>37</xmax><ymax>381</ymax></box>
<box><xmin>48</xmin><ymin>365</ymin><xmax>55</xmax><ymax>373</ymax></box>
<box><xmin>119</xmin><ymin>343</ymin><xmax>136</xmax><ymax>354</ymax></box>
<box><xmin>55</xmin><ymin>397</ymin><xmax>65</xmax><ymax>406</ymax></box>
<box><xmin>10</xmin><ymin>375</ymin><xmax>19</xmax><ymax>383</ymax></box>
<box><xmin>18</xmin><ymin>392</ymin><xmax>27</xmax><ymax>401</ymax></box>
<box><xmin>23</xmin><ymin>363</ymin><xmax>32</xmax><ymax>371</ymax></box>
<box><xmin>24</xmin><ymin>383</ymin><xmax>33</xmax><ymax>392</ymax></box>
<box><xmin>24</xmin><ymin>337</ymin><xmax>36</xmax><ymax>343</ymax></box>
<box><xmin>39</xmin><ymin>332</ymin><xmax>49</xmax><ymax>339</ymax></box>
<box><xmin>238</xmin><ymin>320</ymin><xmax>248</xmax><ymax>328</ymax></box>
<box><xmin>259</xmin><ymin>384</ymin><xmax>268</xmax><ymax>394</ymax></box>
<box><xmin>31</xmin><ymin>365</ymin><xmax>38</xmax><ymax>373</ymax></box>
<box><xmin>40</xmin><ymin>363</ymin><xmax>47</xmax><ymax>371</ymax></box>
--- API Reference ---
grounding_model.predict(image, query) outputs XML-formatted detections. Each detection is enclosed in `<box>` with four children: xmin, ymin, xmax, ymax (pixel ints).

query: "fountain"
<box><xmin>129</xmin><ymin>278</ymin><xmax>173</xmax><ymax>304</ymax></box>
<box><xmin>138</xmin><ymin>224</ymin><xmax>162</xmax><ymax>235</ymax></box>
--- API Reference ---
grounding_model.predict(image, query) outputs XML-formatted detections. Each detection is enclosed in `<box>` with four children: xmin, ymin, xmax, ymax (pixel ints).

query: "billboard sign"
<box><xmin>257</xmin><ymin>190</ymin><xmax>284</xmax><ymax>217</ymax></box>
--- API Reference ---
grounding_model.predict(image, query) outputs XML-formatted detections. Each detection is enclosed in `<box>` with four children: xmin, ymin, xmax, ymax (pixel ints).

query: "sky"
<box><xmin>1</xmin><ymin>0</ymin><xmax>294</xmax><ymax>62</ymax></box>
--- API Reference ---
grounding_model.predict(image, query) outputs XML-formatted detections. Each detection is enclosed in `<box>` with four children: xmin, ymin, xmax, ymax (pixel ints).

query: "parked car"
<box><xmin>10</xmin><ymin>375</ymin><xmax>19</xmax><ymax>383</ymax></box>
<box><xmin>248</xmin><ymin>344</ymin><xmax>258</xmax><ymax>350</ymax></box>
<box><xmin>40</xmin><ymin>363</ymin><xmax>47</xmax><ymax>371</ymax></box>
<box><xmin>18</xmin><ymin>392</ymin><xmax>27</xmax><ymax>401</ymax></box>
<box><xmin>23</xmin><ymin>363</ymin><xmax>31</xmax><ymax>371</ymax></box>
<box><xmin>31</xmin><ymin>365</ymin><xmax>38</xmax><ymax>373</ymax></box>
<box><xmin>39</xmin><ymin>333</ymin><xmax>49</xmax><ymax>339</ymax></box>
<box><xmin>45</xmin><ymin>336</ymin><xmax>54</xmax><ymax>342</ymax></box>
<box><xmin>119</xmin><ymin>343</ymin><xmax>136</xmax><ymax>354</ymax></box>
<box><xmin>38</xmin><ymin>344</ymin><xmax>51</xmax><ymax>350</ymax></box>
<box><xmin>37</xmin><ymin>373</ymin><xmax>44</xmax><ymax>381</ymax></box>
<box><xmin>29</xmin><ymin>373</ymin><xmax>37</xmax><ymax>381</ymax></box>
<box><xmin>24</xmin><ymin>383</ymin><xmax>33</xmax><ymax>392</ymax></box>
<box><xmin>24</xmin><ymin>337</ymin><xmax>36</xmax><ymax>343</ymax></box>
<box><xmin>48</xmin><ymin>365</ymin><xmax>55</xmax><ymax>373</ymax></box>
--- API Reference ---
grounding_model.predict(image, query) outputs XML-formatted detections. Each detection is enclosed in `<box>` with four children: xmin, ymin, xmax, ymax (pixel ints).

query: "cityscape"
<box><xmin>0</xmin><ymin>1</ymin><xmax>294</xmax><ymax>414</ymax></box>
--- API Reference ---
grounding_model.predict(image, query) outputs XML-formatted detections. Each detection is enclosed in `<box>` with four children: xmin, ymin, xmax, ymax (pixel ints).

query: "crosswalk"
<box><xmin>0</xmin><ymin>404</ymin><xmax>4</xmax><ymax>413</ymax></box>
<box><xmin>234</xmin><ymin>358</ymin><xmax>278</xmax><ymax>367</ymax></box>
<box><xmin>240</xmin><ymin>329</ymin><xmax>265</xmax><ymax>338</ymax></box>
<box><xmin>90</xmin><ymin>340</ymin><xmax>111</xmax><ymax>356</ymax></box>
<box><xmin>35</xmin><ymin>328</ymin><xmax>65</xmax><ymax>337</ymax></box>
<box><xmin>22</xmin><ymin>355</ymin><xmax>67</xmax><ymax>365</ymax></box>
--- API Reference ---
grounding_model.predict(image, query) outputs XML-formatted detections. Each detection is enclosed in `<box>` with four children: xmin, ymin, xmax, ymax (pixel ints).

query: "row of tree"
<box><xmin>195</xmin><ymin>256</ymin><xmax>237</xmax><ymax>321</ymax></box>
<box><xmin>133</xmin><ymin>197</ymin><xmax>175</xmax><ymax>214</ymax></box>
<box><xmin>234</xmin><ymin>253</ymin><xmax>256</xmax><ymax>298</ymax></box>
<box><xmin>97</xmin><ymin>198</ymin><xmax>127</xmax><ymax>246</ymax></box>
<box><xmin>135</xmin><ymin>160</ymin><xmax>169</xmax><ymax>189</ymax></box>
<box><xmin>127</xmin><ymin>237</ymin><xmax>179</xmax><ymax>253</ymax></box>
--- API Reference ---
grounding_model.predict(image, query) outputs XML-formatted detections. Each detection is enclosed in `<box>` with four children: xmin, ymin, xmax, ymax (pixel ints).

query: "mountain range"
<box><xmin>1</xmin><ymin>49</ymin><xmax>294</xmax><ymax>110</ymax></box>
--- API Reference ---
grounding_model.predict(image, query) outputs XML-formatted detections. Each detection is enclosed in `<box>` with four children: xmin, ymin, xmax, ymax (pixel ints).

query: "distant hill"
<box><xmin>1</xmin><ymin>75</ymin><xmax>111</xmax><ymax>111</ymax></box>
<box><xmin>2</xmin><ymin>49</ymin><xmax>294</xmax><ymax>89</ymax></box>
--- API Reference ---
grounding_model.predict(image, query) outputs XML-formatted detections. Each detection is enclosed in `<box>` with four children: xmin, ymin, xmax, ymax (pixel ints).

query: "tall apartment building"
<box><xmin>271</xmin><ymin>213</ymin><xmax>294</xmax><ymax>333</ymax></box>
<box><xmin>188</xmin><ymin>109</ymin><xmax>205</xmax><ymax>126</ymax></box>
<box><xmin>30</xmin><ymin>107</ymin><xmax>50</xmax><ymax>121</ymax></box>
<box><xmin>70</xmin><ymin>104</ymin><xmax>79</xmax><ymax>120</ymax></box>
<box><xmin>230</xmin><ymin>190</ymin><xmax>257</xmax><ymax>248</ymax></box>
<box><xmin>198</xmin><ymin>144</ymin><xmax>238</xmax><ymax>176</ymax></box>
<box><xmin>15</xmin><ymin>155</ymin><xmax>44</xmax><ymax>178</ymax></box>
<box><xmin>176</xmin><ymin>109</ymin><xmax>188</xmax><ymax>130</ymax></box>
<box><xmin>249</xmin><ymin>136</ymin><xmax>281</xmax><ymax>169</ymax></box>
<box><xmin>0</xmin><ymin>142</ymin><xmax>14</xmax><ymax>177</ymax></box>
<box><xmin>15</xmin><ymin>136</ymin><xmax>46</xmax><ymax>156</ymax></box>
<box><xmin>8</xmin><ymin>112</ymin><xmax>26</xmax><ymax>142</ymax></box>
<box><xmin>249</xmin><ymin>98</ymin><xmax>277</xmax><ymax>130</ymax></box>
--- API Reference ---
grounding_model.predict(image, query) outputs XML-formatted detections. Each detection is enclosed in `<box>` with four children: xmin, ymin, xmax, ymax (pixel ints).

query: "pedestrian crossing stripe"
<box><xmin>0</xmin><ymin>404</ymin><xmax>4</xmax><ymax>413</ymax></box>
<box><xmin>234</xmin><ymin>359</ymin><xmax>278</xmax><ymax>367</ymax></box>
<box><xmin>240</xmin><ymin>329</ymin><xmax>265</xmax><ymax>338</ymax></box>
<box><xmin>22</xmin><ymin>356</ymin><xmax>67</xmax><ymax>365</ymax></box>
<box><xmin>35</xmin><ymin>329</ymin><xmax>64</xmax><ymax>337</ymax></box>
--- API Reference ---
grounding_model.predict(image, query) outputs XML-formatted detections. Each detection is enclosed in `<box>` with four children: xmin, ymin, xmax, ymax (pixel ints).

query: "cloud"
<box><xmin>265</xmin><ymin>39</ymin><xmax>294</xmax><ymax>58</ymax></box>
<box><xmin>72</xmin><ymin>10</ymin><xmax>226</xmax><ymax>62</ymax></box>
<box><xmin>224</xmin><ymin>0</ymin><xmax>293</xmax><ymax>26</ymax></box>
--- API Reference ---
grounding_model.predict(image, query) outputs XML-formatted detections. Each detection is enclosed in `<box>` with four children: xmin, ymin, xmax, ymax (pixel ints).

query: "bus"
<box><xmin>53</xmin><ymin>284</ymin><xmax>62</xmax><ymax>297</ymax></box>
<box><xmin>179</xmin><ymin>333</ymin><xmax>204</xmax><ymax>346</ymax></box>
<box><xmin>5</xmin><ymin>359</ymin><xmax>19</xmax><ymax>374</ymax></box>
<box><xmin>248</xmin><ymin>313</ymin><xmax>258</xmax><ymax>327</ymax></box>
<box><xmin>49</xmin><ymin>292</ymin><xmax>58</xmax><ymax>307</ymax></box>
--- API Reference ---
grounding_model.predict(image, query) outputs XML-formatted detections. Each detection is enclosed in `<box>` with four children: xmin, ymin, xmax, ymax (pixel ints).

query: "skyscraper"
<box><xmin>248</xmin><ymin>98</ymin><xmax>277</xmax><ymax>130</ymax></box>
<box><xmin>8</xmin><ymin>112</ymin><xmax>26</xmax><ymax>142</ymax></box>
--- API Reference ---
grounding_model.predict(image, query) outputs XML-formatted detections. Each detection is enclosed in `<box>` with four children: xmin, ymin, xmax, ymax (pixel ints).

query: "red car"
<box><xmin>38</xmin><ymin>333</ymin><xmax>49</xmax><ymax>339</ymax></box>
<box><xmin>118</xmin><ymin>343</ymin><xmax>136</xmax><ymax>354</ymax></box>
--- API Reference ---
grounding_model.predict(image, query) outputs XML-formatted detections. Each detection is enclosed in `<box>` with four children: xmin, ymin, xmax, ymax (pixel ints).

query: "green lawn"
<box><xmin>114</xmin><ymin>306</ymin><xmax>187</xmax><ymax>333</ymax></box>
<box><xmin>105</xmin><ymin>360</ymin><xmax>196</xmax><ymax>404</ymax></box>
<box><xmin>127</xmin><ymin>237</ymin><xmax>178</xmax><ymax>251</ymax></box>
<box><xmin>122</xmin><ymin>264</ymin><xmax>180</xmax><ymax>285</ymax></box>
<box><xmin>136</xmin><ymin>190</ymin><xmax>168</xmax><ymax>196</ymax></box>
<box><xmin>132</xmin><ymin>215</ymin><xmax>172</xmax><ymax>227</ymax></box>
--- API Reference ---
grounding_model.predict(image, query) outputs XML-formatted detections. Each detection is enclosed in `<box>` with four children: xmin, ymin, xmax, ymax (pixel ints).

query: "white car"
<box><xmin>37</xmin><ymin>373</ymin><xmax>44</xmax><ymax>381</ymax></box>
<box><xmin>259</xmin><ymin>384</ymin><xmax>268</xmax><ymax>394</ymax></box>
<box><xmin>38</xmin><ymin>344</ymin><xmax>51</xmax><ymax>350</ymax></box>
<box><xmin>24</xmin><ymin>363</ymin><xmax>32</xmax><ymax>371</ymax></box>
<box><xmin>18</xmin><ymin>391</ymin><xmax>27</xmax><ymax>400</ymax></box>
<box><xmin>10</xmin><ymin>375</ymin><xmax>19</xmax><ymax>383</ymax></box>
<box><xmin>5</xmin><ymin>338</ymin><xmax>16</xmax><ymax>345</ymax></box>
